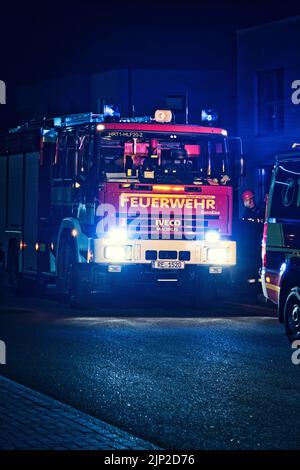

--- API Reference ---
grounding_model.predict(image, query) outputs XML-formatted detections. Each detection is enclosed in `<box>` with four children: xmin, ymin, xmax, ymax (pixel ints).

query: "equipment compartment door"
<box><xmin>23</xmin><ymin>152</ymin><xmax>39</xmax><ymax>273</ymax></box>
<box><xmin>7</xmin><ymin>154</ymin><xmax>23</xmax><ymax>230</ymax></box>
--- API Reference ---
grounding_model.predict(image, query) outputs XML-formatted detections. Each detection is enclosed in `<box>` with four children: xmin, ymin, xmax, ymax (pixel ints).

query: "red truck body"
<box><xmin>102</xmin><ymin>183</ymin><xmax>233</xmax><ymax>238</ymax></box>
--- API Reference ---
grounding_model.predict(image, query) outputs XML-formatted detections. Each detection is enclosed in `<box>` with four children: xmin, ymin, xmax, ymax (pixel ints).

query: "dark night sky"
<box><xmin>1</xmin><ymin>0</ymin><xmax>300</xmax><ymax>86</ymax></box>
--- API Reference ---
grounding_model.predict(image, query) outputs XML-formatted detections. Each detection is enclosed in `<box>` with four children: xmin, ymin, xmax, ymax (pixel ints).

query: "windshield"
<box><xmin>97</xmin><ymin>132</ymin><xmax>230</xmax><ymax>184</ymax></box>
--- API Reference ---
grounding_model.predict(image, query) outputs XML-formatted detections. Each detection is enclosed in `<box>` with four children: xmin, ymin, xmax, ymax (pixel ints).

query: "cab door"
<box><xmin>264</xmin><ymin>159</ymin><xmax>300</xmax><ymax>303</ymax></box>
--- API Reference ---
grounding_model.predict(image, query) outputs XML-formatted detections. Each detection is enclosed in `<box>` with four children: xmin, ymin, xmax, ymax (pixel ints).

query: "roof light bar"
<box><xmin>54</xmin><ymin>112</ymin><xmax>104</xmax><ymax>127</ymax></box>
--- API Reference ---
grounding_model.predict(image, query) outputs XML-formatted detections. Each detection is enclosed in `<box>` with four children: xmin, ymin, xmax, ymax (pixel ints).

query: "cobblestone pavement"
<box><xmin>0</xmin><ymin>375</ymin><xmax>159</xmax><ymax>450</ymax></box>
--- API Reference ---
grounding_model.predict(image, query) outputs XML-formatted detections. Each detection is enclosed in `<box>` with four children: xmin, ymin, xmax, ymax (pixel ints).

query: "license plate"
<box><xmin>152</xmin><ymin>260</ymin><xmax>185</xmax><ymax>270</ymax></box>
<box><xmin>209</xmin><ymin>266</ymin><xmax>223</xmax><ymax>274</ymax></box>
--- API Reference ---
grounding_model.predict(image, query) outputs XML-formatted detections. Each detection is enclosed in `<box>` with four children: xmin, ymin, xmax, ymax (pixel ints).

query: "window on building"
<box><xmin>256</xmin><ymin>165</ymin><xmax>273</xmax><ymax>206</ymax></box>
<box><xmin>257</xmin><ymin>69</ymin><xmax>284</xmax><ymax>135</ymax></box>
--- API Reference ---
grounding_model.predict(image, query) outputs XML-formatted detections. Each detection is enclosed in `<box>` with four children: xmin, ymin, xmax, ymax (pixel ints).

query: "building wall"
<box><xmin>91</xmin><ymin>69</ymin><xmax>235</xmax><ymax>131</ymax></box>
<box><xmin>16</xmin><ymin>68</ymin><xmax>236</xmax><ymax>132</ymax></box>
<box><xmin>16</xmin><ymin>75</ymin><xmax>91</xmax><ymax>121</ymax></box>
<box><xmin>237</xmin><ymin>16</ymin><xmax>300</xmax><ymax>204</ymax></box>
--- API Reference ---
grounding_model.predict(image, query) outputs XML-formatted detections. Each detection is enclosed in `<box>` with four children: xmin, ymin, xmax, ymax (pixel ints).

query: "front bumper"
<box><xmin>91</xmin><ymin>238</ymin><xmax>236</xmax><ymax>266</ymax></box>
<box><xmin>82</xmin><ymin>238</ymin><xmax>236</xmax><ymax>293</ymax></box>
<box><xmin>81</xmin><ymin>262</ymin><xmax>234</xmax><ymax>295</ymax></box>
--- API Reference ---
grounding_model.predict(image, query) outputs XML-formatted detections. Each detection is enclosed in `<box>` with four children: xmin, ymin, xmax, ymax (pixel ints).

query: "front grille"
<box><xmin>159</xmin><ymin>250</ymin><xmax>177</xmax><ymax>260</ymax></box>
<box><xmin>145</xmin><ymin>250</ymin><xmax>157</xmax><ymax>260</ymax></box>
<box><xmin>145</xmin><ymin>250</ymin><xmax>191</xmax><ymax>261</ymax></box>
<box><xmin>179</xmin><ymin>251</ymin><xmax>191</xmax><ymax>261</ymax></box>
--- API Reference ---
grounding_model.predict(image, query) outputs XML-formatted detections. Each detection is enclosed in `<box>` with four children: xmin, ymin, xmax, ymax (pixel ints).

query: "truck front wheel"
<box><xmin>56</xmin><ymin>235</ymin><xmax>74</xmax><ymax>296</ymax></box>
<box><xmin>284</xmin><ymin>287</ymin><xmax>300</xmax><ymax>342</ymax></box>
<box><xmin>70</xmin><ymin>264</ymin><xmax>92</xmax><ymax>309</ymax></box>
<box><xmin>56</xmin><ymin>235</ymin><xmax>90</xmax><ymax>308</ymax></box>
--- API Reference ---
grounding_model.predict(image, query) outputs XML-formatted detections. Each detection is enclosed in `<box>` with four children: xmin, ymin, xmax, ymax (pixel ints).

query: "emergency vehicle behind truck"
<box><xmin>262</xmin><ymin>152</ymin><xmax>300</xmax><ymax>341</ymax></box>
<box><xmin>0</xmin><ymin>110</ymin><xmax>243</xmax><ymax>307</ymax></box>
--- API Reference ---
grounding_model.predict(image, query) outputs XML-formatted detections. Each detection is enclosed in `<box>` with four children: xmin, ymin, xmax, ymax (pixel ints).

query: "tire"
<box><xmin>69</xmin><ymin>264</ymin><xmax>91</xmax><ymax>309</ymax></box>
<box><xmin>56</xmin><ymin>235</ymin><xmax>74</xmax><ymax>296</ymax></box>
<box><xmin>284</xmin><ymin>287</ymin><xmax>300</xmax><ymax>342</ymax></box>
<box><xmin>56</xmin><ymin>235</ymin><xmax>91</xmax><ymax>309</ymax></box>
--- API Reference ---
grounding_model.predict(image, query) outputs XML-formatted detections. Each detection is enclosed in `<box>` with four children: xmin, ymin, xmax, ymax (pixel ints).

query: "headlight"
<box><xmin>205</xmin><ymin>230</ymin><xmax>220</xmax><ymax>242</ymax></box>
<box><xmin>104</xmin><ymin>245</ymin><xmax>132</xmax><ymax>261</ymax></box>
<box><xmin>207</xmin><ymin>247</ymin><xmax>228</xmax><ymax>264</ymax></box>
<box><xmin>106</xmin><ymin>229</ymin><xmax>128</xmax><ymax>243</ymax></box>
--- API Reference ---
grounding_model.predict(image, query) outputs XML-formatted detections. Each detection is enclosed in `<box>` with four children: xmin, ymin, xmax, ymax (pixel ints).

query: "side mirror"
<box><xmin>228</xmin><ymin>137</ymin><xmax>246</xmax><ymax>178</ymax></box>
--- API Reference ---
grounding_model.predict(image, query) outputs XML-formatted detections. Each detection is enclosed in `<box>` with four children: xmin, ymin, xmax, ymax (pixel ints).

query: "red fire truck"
<box><xmin>0</xmin><ymin>110</ymin><xmax>243</xmax><ymax>307</ymax></box>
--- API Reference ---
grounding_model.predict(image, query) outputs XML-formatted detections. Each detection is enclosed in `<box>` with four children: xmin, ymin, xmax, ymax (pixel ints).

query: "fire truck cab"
<box><xmin>262</xmin><ymin>152</ymin><xmax>300</xmax><ymax>341</ymax></box>
<box><xmin>0</xmin><ymin>111</ymin><xmax>243</xmax><ymax>307</ymax></box>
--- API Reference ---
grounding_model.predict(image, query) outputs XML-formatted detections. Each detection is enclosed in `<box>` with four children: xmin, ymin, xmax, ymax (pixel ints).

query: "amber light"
<box><xmin>153</xmin><ymin>185</ymin><xmax>184</xmax><ymax>192</ymax></box>
<box><xmin>87</xmin><ymin>249</ymin><xmax>94</xmax><ymax>263</ymax></box>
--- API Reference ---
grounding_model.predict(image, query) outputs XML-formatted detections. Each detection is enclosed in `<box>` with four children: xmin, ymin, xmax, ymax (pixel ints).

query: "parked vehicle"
<box><xmin>262</xmin><ymin>152</ymin><xmax>300</xmax><ymax>341</ymax></box>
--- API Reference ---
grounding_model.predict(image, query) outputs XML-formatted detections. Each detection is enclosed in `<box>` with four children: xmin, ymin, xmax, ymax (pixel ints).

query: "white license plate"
<box><xmin>209</xmin><ymin>266</ymin><xmax>223</xmax><ymax>274</ymax></box>
<box><xmin>152</xmin><ymin>260</ymin><xmax>185</xmax><ymax>270</ymax></box>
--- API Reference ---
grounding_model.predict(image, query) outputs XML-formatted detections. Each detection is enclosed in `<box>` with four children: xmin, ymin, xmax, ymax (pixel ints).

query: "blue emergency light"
<box><xmin>103</xmin><ymin>104</ymin><xmax>120</xmax><ymax>119</ymax></box>
<box><xmin>201</xmin><ymin>109</ymin><xmax>218</xmax><ymax>124</ymax></box>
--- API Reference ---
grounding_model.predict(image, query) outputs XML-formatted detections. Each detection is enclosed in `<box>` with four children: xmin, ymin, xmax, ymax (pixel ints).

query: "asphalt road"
<box><xmin>0</xmin><ymin>286</ymin><xmax>299</xmax><ymax>450</ymax></box>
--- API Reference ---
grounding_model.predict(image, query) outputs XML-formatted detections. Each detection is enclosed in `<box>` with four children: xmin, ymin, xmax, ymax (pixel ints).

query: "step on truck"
<box><xmin>0</xmin><ymin>110</ymin><xmax>244</xmax><ymax>307</ymax></box>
